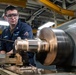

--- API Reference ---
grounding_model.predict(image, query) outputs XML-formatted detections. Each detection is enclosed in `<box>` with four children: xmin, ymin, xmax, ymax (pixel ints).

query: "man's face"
<box><xmin>5</xmin><ymin>10</ymin><xmax>19</xmax><ymax>27</ymax></box>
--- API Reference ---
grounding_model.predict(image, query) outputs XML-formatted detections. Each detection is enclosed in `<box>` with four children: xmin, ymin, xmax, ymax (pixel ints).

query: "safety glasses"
<box><xmin>6</xmin><ymin>14</ymin><xmax>18</xmax><ymax>18</ymax></box>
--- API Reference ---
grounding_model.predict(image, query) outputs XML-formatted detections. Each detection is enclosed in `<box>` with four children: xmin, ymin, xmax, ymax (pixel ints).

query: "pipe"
<box><xmin>67</xmin><ymin>0</ymin><xmax>75</xmax><ymax>3</ymax></box>
<box><xmin>39</xmin><ymin>0</ymin><xmax>75</xmax><ymax>17</ymax></box>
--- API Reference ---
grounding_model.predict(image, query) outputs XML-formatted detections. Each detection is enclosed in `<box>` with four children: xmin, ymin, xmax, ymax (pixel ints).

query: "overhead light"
<box><xmin>38</xmin><ymin>22</ymin><xmax>55</xmax><ymax>30</ymax></box>
<box><xmin>0</xmin><ymin>20</ymin><xmax>9</xmax><ymax>26</ymax></box>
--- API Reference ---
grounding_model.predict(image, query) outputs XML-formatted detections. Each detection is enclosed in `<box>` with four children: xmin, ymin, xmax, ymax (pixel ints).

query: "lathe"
<box><xmin>0</xmin><ymin>19</ymin><xmax>76</xmax><ymax>75</ymax></box>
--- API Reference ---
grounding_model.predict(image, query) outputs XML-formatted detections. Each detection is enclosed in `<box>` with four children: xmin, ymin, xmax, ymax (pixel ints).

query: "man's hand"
<box><xmin>0</xmin><ymin>50</ymin><xmax>6</xmax><ymax>54</ymax></box>
<box><xmin>7</xmin><ymin>50</ymin><xmax>13</xmax><ymax>55</ymax></box>
<box><xmin>0</xmin><ymin>50</ymin><xmax>13</xmax><ymax>55</ymax></box>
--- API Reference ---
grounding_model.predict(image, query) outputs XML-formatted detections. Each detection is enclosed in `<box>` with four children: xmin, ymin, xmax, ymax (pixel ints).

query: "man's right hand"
<box><xmin>7</xmin><ymin>50</ymin><xmax>13</xmax><ymax>55</ymax></box>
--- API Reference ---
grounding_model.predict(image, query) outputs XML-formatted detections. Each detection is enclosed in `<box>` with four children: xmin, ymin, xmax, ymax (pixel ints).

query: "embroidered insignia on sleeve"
<box><xmin>24</xmin><ymin>32</ymin><xmax>29</xmax><ymax>36</ymax></box>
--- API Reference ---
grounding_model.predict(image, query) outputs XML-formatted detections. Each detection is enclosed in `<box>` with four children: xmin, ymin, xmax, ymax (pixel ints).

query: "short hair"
<box><xmin>4</xmin><ymin>5</ymin><xmax>18</xmax><ymax>15</ymax></box>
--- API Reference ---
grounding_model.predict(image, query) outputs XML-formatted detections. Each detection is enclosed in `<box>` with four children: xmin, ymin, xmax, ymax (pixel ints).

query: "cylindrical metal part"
<box><xmin>52</xmin><ymin>29</ymin><xmax>73</xmax><ymax>65</ymax></box>
<box><xmin>15</xmin><ymin>27</ymin><xmax>74</xmax><ymax>66</ymax></box>
<box><xmin>15</xmin><ymin>38</ymin><xmax>49</xmax><ymax>52</ymax></box>
<box><xmin>28</xmin><ymin>39</ymin><xmax>49</xmax><ymax>52</ymax></box>
<box><xmin>36</xmin><ymin>28</ymin><xmax>73</xmax><ymax>66</ymax></box>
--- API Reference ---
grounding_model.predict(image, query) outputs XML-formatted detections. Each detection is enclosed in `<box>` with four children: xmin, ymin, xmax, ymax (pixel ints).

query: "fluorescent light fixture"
<box><xmin>38</xmin><ymin>22</ymin><xmax>55</xmax><ymax>30</ymax></box>
<box><xmin>0</xmin><ymin>20</ymin><xmax>9</xmax><ymax>26</ymax></box>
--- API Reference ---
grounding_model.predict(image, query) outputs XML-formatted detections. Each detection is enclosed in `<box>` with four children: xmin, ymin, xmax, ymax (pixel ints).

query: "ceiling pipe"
<box><xmin>26</xmin><ymin>7</ymin><xmax>46</xmax><ymax>25</ymax></box>
<box><xmin>62</xmin><ymin>0</ymin><xmax>69</xmax><ymax>20</ymax></box>
<box><xmin>39</xmin><ymin>0</ymin><xmax>75</xmax><ymax>17</ymax></box>
<box><xmin>66</xmin><ymin>0</ymin><xmax>75</xmax><ymax>3</ymax></box>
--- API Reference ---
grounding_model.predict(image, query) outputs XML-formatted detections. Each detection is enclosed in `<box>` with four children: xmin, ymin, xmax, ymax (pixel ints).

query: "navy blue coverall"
<box><xmin>0</xmin><ymin>20</ymin><xmax>35</xmax><ymax>66</ymax></box>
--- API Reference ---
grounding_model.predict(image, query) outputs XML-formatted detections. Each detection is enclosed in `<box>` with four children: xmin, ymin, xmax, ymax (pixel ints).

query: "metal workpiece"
<box><xmin>15</xmin><ymin>38</ymin><xmax>49</xmax><ymax>52</ymax></box>
<box><xmin>36</xmin><ymin>28</ymin><xmax>73</xmax><ymax>66</ymax></box>
<box><xmin>15</xmin><ymin>27</ymin><xmax>74</xmax><ymax>66</ymax></box>
<box><xmin>57</xmin><ymin>19</ymin><xmax>76</xmax><ymax>67</ymax></box>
